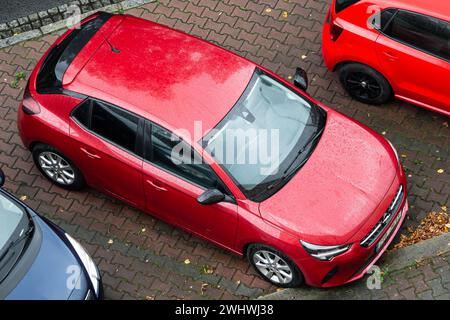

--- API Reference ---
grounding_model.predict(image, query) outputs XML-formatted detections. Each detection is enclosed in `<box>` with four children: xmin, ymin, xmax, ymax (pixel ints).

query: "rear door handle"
<box><xmin>80</xmin><ymin>147</ymin><xmax>101</xmax><ymax>159</ymax></box>
<box><xmin>382</xmin><ymin>51</ymin><xmax>399</xmax><ymax>61</ymax></box>
<box><xmin>146</xmin><ymin>180</ymin><xmax>168</xmax><ymax>192</ymax></box>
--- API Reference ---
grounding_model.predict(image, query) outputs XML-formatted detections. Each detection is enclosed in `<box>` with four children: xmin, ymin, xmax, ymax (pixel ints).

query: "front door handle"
<box><xmin>146</xmin><ymin>180</ymin><xmax>168</xmax><ymax>192</ymax></box>
<box><xmin>80</xmin><ymin>147</ymin><xmax>101</xmax><ymax>159</ymax></box>
<box><xmin>382</xmin><ymin>51</ymin><xmax>399</xmax><ymax>61</ymax></box>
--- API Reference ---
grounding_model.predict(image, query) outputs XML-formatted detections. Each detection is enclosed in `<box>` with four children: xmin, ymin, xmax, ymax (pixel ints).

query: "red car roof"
<box><xmin>64</xmin><ymin>15</ymin><xmax>256</xmax><ymax>139</ymax></box>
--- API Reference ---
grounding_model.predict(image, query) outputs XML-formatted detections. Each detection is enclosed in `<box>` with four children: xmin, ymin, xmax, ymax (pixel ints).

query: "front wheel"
<box><xmin>247</xmin><ymin>244</ymin><xmax>304</xmax><ymax>288</ymax></box>
<box><xmin>338</xmin><ymin>63</ymin><xmax>393</xmax><ymax>105</ymax></box>
<box><xmin>32</xmin><ymin>143</ymin><xmax>85</xmax><ymax>191</ymax></box>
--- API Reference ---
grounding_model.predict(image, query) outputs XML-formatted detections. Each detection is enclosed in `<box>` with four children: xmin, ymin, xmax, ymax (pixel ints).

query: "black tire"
<box><xmin>32</xmin><ymin>143</ymin><xmax>85</xmax><ymax>191</ymax></box>
<box><xmin>338</xmin><ymin>62</ymin><xmax>393</xmax><ymax>105</ymax></box>
<box><xmin>247</xmin><ymin>244</ymin><xmax>304</xmax><ymax>288</ymax></box>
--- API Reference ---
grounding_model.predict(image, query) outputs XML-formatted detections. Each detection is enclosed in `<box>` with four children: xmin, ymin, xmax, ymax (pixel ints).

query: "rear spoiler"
<box><xmin>36</xmin><ymin>12</ymin><xmax>113</xmax><ymax>94</ymax></box>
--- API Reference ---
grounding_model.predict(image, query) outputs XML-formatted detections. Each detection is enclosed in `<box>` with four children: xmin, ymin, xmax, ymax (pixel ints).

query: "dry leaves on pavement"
<box><xmin>393</xmin><ymin>210</ymin><xmax>449</xmax><ymax>250</ymax></box>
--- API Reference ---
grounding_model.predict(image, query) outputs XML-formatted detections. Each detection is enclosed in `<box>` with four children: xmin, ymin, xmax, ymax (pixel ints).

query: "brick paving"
<box><xmin>0</xmin><ymin>0</ymin><xmax>448</xmax><ymax>299</ymax></box>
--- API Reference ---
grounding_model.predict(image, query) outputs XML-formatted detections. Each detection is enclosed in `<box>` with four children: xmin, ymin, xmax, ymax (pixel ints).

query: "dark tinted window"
<box><xmin>91</xmin><ymin>101</ymin><xmax>139</xmax><ymax>153</ymax></box>
<box><xmin>335</xmin><ymin>0</ymin><xmax>360</xmax><ymax>13</ymax></box>
<box><xmin>384</xmin><ymin>10</ymin><xmax>450</xmax><ymax>60</ymax></box>
<box><xmin>72</xmin><ymin>100</ymin><xmax>90</xmax><ymax>127</ymax></box>
<box><xmin>149</xmin><ymin>124</ymin><xmax>221</xmax><ymax>190</ymax></box>
<box><xmin>377</xmin><ymin>8</ymin><xmax>397</xmax><ymax>30</ymax></box>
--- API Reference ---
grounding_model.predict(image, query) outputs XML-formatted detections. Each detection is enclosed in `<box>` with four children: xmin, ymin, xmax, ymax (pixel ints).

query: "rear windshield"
<box><xmin>36</xmin><ymin>12</ymin><xmax>112</xmax><ymax>93</ymax></box>
<box><xmin>335</xmin><ymin>0</ymin><xmax>360</xmax><ymax>13</ymax></box>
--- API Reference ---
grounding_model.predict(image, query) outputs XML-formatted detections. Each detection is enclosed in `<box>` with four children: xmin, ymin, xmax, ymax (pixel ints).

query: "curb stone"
<box><xmin>258</xmin><ymin>232</ymin><xmax>450</xmax><ymax>300</ymax></box>
<box><xmin>0</xmin><ymin>0</ymin><xmax>155</xmax><ymax>49</ymax></box>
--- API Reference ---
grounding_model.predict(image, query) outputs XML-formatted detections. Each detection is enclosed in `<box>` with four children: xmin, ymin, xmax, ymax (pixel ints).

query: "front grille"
<box><xmin>360</xmin><ymin>185</ymin><xmax>404</xmax><ymax>248</ymax></box>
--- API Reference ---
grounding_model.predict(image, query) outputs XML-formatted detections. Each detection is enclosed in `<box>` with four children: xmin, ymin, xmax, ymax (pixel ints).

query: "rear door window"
<box><xmin>145</xmin><ymin>123</ymin><xmax>226</xmax><ymax>191</ymax></box>
<box><xmin>71</xmin><ymin>100</ymin><xmax>91</xmax><ymax>128</ymax></box>
<box><xmin>90</xmin><ymin>101</ymin><xmax>139</xmax><ymax>153</ymax></box>
<box><xmin>383</xmin><ymin>10</ymin><xmax>450</xmax><ymax>61</ymax></box>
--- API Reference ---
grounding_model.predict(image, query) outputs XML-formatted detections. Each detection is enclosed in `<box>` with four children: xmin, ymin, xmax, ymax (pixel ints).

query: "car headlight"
<box><xmin>66</xmin><ymin>233</ymin><xmax>100</xmax><ymax>297</ymax></box>
<box><xmin>300</xmin><ymin>240</ymin><xmax>351</xmax><ymax>261</ymax></box>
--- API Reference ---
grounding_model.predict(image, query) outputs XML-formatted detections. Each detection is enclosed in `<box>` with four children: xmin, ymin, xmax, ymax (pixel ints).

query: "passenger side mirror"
<box><xmin>294</xmin><ymin>67</ymin><xmax>308</xmax><ymax>92</ymax></box>
<box><xmin>0</xmin><ymin>168</ymin><xmax>5</xmax><ymax>187</ymax></box>
<box><xmin>197</xmin><ymin>189</ymin><xmax>225</xmax><ymax>205</ymax></box>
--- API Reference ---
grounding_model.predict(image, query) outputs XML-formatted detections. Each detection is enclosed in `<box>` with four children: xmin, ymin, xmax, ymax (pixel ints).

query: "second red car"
<box><xmin>323</xmin><ymin>0</ymin><xmax>450</xmax><ymax>116</ymax></box>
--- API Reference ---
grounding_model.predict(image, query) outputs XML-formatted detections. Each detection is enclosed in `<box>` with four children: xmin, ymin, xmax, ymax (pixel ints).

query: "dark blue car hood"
<box><xmin>5</xmin><ymin>215</ymin><xmax>87</xmax><ymax>300</ymax></box>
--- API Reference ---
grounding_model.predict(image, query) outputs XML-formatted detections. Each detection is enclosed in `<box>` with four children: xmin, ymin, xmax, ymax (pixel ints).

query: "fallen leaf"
<box><xmin>393</xmin><ymin>210</ymin><xmax>449</xmax><ymax>250</ymax></box>
<box><xmin>20</xmin><ymin>195</ymin><xmax>27</xmax><ymax>201</ymax></box>
<box><xmin>145</xmin><ymin>296</ymin><xmax>154</xmax><ymax>300</ymax></box>
<box><xmin>282</xmin><ymin>11</ymin><xmax>289</xmax><ymax>18</ymax></box>
<box><xmin>265</xmin><ymin>8</ymin><xmax>272</xmax><ymax>13</ymax></box>
<box><xmin>141</xmin><ymin>227</ymin><xmax>146</xmax><ymax>232</ymax></box>
<box><xmin>437</xmin><ymin>169</ymin><xmax>444</xmax><ymax>174</ymax></box>
<box><xmin>201</xmin><ymin>283</ymin><xmax>208</xmax><ymax>295</ymax></box>
<box><xmin>401</xmin><ymin>154</ymin><xmax>407</xmax><ymax>158</ymax></box>
<box><xmin>184</xmin><ymin>259</ymin><xmax>191</xmax><ymax>264</ymax></box>
<box><xmin>200</xmin><ymin>265</ymin><xmax>214</xmax><ymax>274</ymax></box>
<box><xmin>301</xmin><ymin>54</ymin><xmax>307</xmax><ymax>60</ymax></box>
<box><xmin>107</xmin><ymin>239</ymin><xmax>114</xmax><ymax>244</ymax></box>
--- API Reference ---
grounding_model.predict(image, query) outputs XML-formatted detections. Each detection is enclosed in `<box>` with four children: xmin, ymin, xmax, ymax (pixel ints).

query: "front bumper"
<box><xmin>301</xmin><ymin>199</ymin><xmax>408</xmax><ymax>288</ymax></box>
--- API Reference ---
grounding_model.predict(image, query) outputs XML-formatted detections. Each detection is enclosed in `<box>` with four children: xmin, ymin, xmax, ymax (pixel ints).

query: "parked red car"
<box><xmin>18</xmin><ymin>12</ymin><xmax>408</xmax><ymax>288</ymax></box>
<box><xmin>322</xmin><ymin>0</ymin><xmax>450</xmax><ymax>116</ymax></box>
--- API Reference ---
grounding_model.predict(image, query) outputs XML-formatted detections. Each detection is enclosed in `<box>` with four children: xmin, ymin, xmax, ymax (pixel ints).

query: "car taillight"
<box><xmin>22</xmin><ymin>82</ymin><xmax>41</xmax><ymax>115</ymax></box>
<box><xmin>329</xmin><ymin>14</ymin><xmax>344</xmax><ymax>41</ymax></box>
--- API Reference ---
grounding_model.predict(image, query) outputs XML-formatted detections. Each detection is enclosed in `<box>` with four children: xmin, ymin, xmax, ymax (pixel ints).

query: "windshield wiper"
<box><xmin>0</xmin><ymin>225</ymin><xmax>34</xmax><ymax>264</ymax></box>
<box><xmin>266</xmin><ymin>125</ymin><xmax>326</xmax><ymax>191</ymax></box>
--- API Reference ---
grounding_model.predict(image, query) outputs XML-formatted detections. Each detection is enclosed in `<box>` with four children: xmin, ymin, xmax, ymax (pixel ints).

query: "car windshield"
<box><xmin>0</xmin><ymin>193</ymin><xmax>26</xmax><ymax>250</ymax></box>
<box><xmin>203</xmin><ymin>68</ymin><xmax>326</xmax><ymax>202</ymax></box>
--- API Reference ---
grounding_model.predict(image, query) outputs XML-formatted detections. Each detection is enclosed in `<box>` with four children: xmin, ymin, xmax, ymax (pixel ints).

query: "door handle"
<box><xmin>146</xmin><ymin>180</ymin><xmax>168</xmax><ymax>192</ymax></box>
<box><xmin>382</xmin><ymin>51</ymin><xmax>399</xmax><ymax>61</ymax></box>
<box><xmin>80</xmin><ymin>147</ymin><xmax>101</xmax><ymax>159</ymax></box>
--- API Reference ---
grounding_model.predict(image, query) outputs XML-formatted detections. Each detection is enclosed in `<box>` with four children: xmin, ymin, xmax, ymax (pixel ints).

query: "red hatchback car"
<box><xmin>18</xmin><ymin>12</ymin><xmax>408</xmax><ymax>288</ymax></box>
<box><xmin>323</xmin><ymin>0</ymin><xmax>450</xmax><ymax>116</ymax></box>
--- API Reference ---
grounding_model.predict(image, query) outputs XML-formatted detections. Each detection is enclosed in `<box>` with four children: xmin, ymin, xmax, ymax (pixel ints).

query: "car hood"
<box><xmin>5</xmin><ymin>215</ymin><xmax>87</xmax><ymax>300</ymax></box>
<box><xmin>259</xmin><ymin>108</ymin><xmax>398</xmax><ymax>245</ymax></box>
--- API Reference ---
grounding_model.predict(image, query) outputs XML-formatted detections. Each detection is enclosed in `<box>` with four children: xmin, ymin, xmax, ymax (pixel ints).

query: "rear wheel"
<box><xmin>338</xmin><ymin>63</ymin><xmax>393</xmax><ymax>105</ymax></box>
<box><xmin>32</xmin><ymin>143</ymin><xmax>85</xmax><ymax>190</ymax></box>
<box><xmin>247</xmin><ymin>244</ymin><xmax>303</xmax><ymax>287</ymax></box>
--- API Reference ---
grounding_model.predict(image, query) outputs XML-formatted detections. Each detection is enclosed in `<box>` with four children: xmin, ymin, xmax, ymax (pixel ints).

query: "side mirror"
<box><xmin>197</xmin><ymin>189</ymin><xmax>225</xmax><ymax>205</ymax></box>
<box><xmin>294</xmin><ymin>67</ymin><xmax>308</xmax><ymax>92</ymax></box>
<box><xmin>0</xmin><ymin>168</ymin><xmax>5</xmax><ymax>187</ymax></box>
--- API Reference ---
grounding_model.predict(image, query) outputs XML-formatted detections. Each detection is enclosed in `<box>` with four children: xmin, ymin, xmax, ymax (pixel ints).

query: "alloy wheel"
<box><xmin>38</xmin><ymin>152</ymin><xmax>75</xmax><ymax>185</ymax></box>
<box><xmin>345</xmin><ymin>72</ymin><xmax>382</xmax><ymax>101</ymax></box>
<box><xmin>253</xmin><ymin>250</ymin><xmax>293</xmax><ymax>284</ymax></box>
